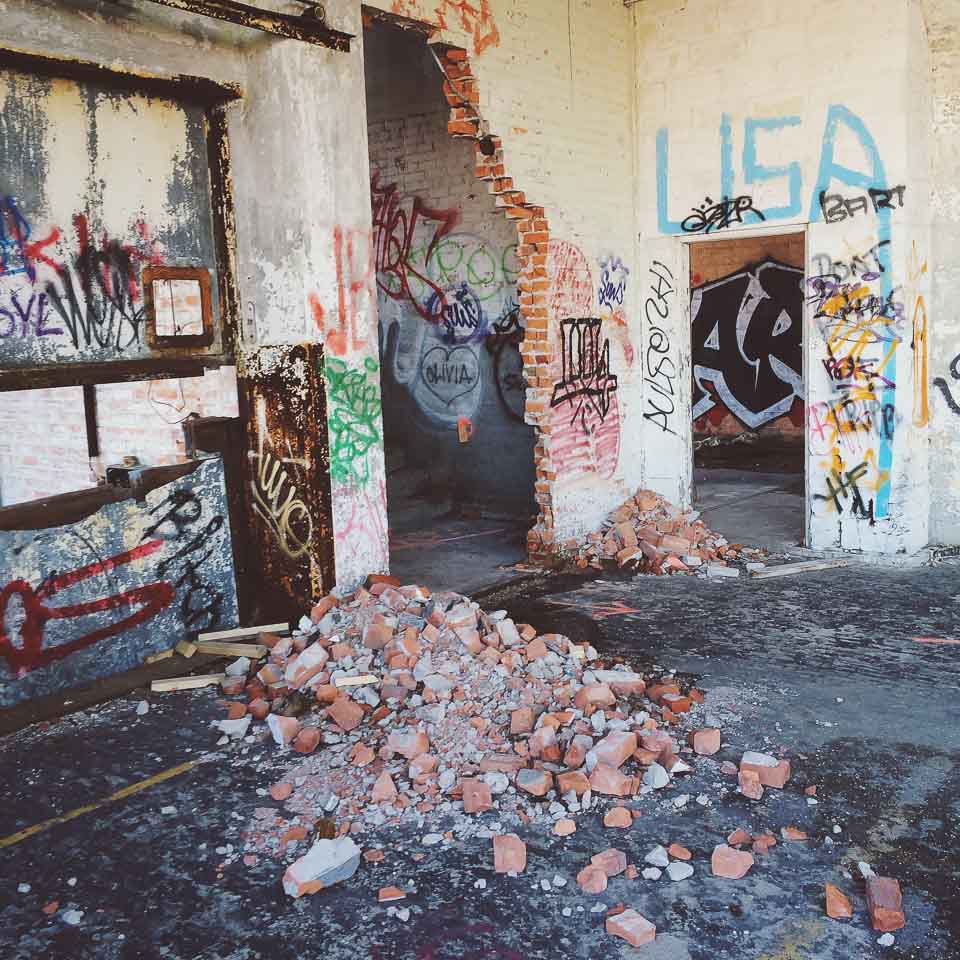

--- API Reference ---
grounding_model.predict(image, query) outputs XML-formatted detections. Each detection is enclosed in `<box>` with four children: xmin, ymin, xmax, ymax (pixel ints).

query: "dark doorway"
<box><xmin>363</xmin><ymin>20</ymin><xmax>536</xmax><ymax>593</ymax></box>
<box><xmin>688</xmin><ymin>233</ymin><xmax>806</xmax><ymax>550</ymax></box>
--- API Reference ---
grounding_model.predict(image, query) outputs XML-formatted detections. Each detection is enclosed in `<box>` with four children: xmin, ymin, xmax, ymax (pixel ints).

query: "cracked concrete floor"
<box><xmin>1</xmin><ymin>561</ymin><xmax>957</xmax><ymax>959</ymax></box>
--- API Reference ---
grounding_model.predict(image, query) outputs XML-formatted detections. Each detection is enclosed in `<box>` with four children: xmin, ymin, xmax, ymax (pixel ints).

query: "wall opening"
<box><xmin>363</xmin><ymin>19</ymin><xmax>538</xmax><ymax>592</ymax></box>
<box><xmin>687</xmin><ymin>233</ymin><xmax>806</xmax><ymax>551</ymax></box>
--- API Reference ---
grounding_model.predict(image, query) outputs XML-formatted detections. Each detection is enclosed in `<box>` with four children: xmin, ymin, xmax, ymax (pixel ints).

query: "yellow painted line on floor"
<box><xmin>0</xmin><ymin>759</ymin><xmax>198</xmax><ymax>850</ymax></box>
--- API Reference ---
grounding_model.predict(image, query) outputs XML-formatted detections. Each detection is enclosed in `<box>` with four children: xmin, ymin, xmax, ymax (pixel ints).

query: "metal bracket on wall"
<box><xmin>138</xmin><ymin>0</ymin><xmax>353</xmax><ymax>52</ymax></box>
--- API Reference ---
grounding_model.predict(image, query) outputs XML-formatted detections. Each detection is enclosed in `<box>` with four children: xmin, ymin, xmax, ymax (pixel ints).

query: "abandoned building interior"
<box><xmin>2</xmin><ymin>1</ymin><xmax>960</xmax><ymax>957</ymax></box>
<box><xmin>0</xmin><ymin>0</ymin><xmax>956</xmax><ymax>714</ymax></box>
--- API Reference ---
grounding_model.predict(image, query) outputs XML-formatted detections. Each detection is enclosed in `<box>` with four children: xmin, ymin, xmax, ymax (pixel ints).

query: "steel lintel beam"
<box><xmin>140</xmin><ymin>0</ymin><xmax>353</xmax><ymax>52</ymax></box>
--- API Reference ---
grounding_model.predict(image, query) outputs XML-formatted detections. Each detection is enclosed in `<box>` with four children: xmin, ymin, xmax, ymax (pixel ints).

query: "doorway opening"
<box><xmin>363</xmin><ymin>18</ymin><xmax>537</xmax><ymax>593</ymax></box>
<box><xmin>688</xmin><ymin>233</ymin><xmax>806</xmax><ymax>551</ymax></box>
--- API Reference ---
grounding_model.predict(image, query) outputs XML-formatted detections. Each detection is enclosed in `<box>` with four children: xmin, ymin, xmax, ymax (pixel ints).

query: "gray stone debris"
<box><xmin>641</xmin><ymin>867</ymin><xmax>663</xmax><ymax>880</ymax></box>
<box><xmin>644</xmin><ymin>845</ymin><xmax>670</xmax><ymax>867</ymax></box>
<box><xmin>282</xmin><ymin>837</ymin><xmax>361</xmax><ymax>896</ymax></box>
<box><xmin>643</xmin><ymin>763</ymin><xmax>670</xmax><ymax>789</ymax></box>
<box><xmin>666</xmin><ymin>861</ymin><xmax>694</xmax><ymax>882</ymax></box>
<box><xmin>136</xmin><ymin>700</ymin><xmax>149</xmax><ymax>716</ymax></box>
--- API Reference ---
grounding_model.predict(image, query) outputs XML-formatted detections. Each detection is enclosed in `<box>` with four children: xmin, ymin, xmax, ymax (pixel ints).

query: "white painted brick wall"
<box><xmin>633</xmin><ymin>0</ymin><xmax>933</xmax><ymax>554</ymax></box>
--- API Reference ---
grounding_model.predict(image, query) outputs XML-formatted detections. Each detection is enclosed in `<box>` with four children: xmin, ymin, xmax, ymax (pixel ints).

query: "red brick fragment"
<box><xmin>711</xmin><ymin>844</ymin><xmax>754</xmax><ymax>879</ymax></box>
<box><xmin>825</xmin><ymin>883</ymin><xmax>854</xmax><ymax>919</ymax></box>
<box><xmin>493</xmin><ymin>834</ymin><xmax>526</xmax><ymax>873</ymax></box>
<box><xmin>606</xmin><ymin>909</ymin><xmax>656</xmax><ymax>947</ymax></box>
<box><xmin>866</xmin><ymin>876</ymin><xmax>905</xmax><ymax>932</ymax></box>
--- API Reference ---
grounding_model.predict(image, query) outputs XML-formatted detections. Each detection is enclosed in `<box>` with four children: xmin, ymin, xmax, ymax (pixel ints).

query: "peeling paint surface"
<box><xmin>0</xmin><ymin>65</ymin><xmax>219</xmax><ymax>368</ymax></box>
<box><xmin>0</xmin><ymin>457</ymin><xmax>237</xmax><ymax>706</ymax></box>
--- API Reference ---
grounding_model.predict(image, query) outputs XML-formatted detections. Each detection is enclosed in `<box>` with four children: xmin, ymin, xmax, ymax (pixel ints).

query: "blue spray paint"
<box><xmin>809</xmin><ymin>104</ymin><xmax>894</xmax><ymax>518</ymax></box>
<box><xmin>742</xmin><ymin>116</ymin><xmax>802</xmax><ymax>219</ymax></box>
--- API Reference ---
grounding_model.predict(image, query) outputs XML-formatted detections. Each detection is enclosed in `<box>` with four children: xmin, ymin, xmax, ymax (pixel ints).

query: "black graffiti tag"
<box><xmin>691</xmin><ymin>259</ymin><xmax>803</xmax><ymax>429</ymax></box>
<box><xmin>550</xmin><ymin>317</ymin><xmax>618</xmax><ymax>433</ymax></box>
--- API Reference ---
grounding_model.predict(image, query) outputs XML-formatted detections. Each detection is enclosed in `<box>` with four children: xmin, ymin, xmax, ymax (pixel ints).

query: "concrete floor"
<box><xmin>385</xmin><ymin>462</ymin><xmax>533</xmax><ymax>595</ymax></box>
<box><xmin>2</xmin><ymin>561</ymin><xmax>957</xmax><ymax>958</ymax></box>
<box><xmin>694</xmin><ymin>467</ymin><xmax>806</xmax><ymax>553</ymax></box>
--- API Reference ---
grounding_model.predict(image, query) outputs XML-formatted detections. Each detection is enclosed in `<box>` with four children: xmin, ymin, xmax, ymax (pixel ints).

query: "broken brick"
<box><xmin>711</xmin><ymin>844</ymin><xmax>754</xmax><ymax>879</ymax></box>
<box><xmin>387</xmin><ymin>730</ymin><xmax>430</xmax><ymax>759</ymax></box>
<box><xmin>372</xmin><ymin>771</ymin><xmax>398</xmax><ymax>804</ymax></box>
<box><xmin>493</xmin><ymin>834</ymin><xmax>526</xmax><ymax>873</ymax></box>
<box><xmin>591</xmin><ymin>848</ymin><xmax>628</xmax><ymax>877</ymax></box>
<box><xmin>378</xmin><ymin>885</ymin><xmax>406</xmax><ymax>902</ymax></box>
<box><xmin>738</xmin><ymin>769</ymin><xmax>764</xmax><ymax>800</ymax></box>
<box><xmin>516</xmin><ymin>768</ymin><xmax>552</xmax><ymax>797</ymax></box>
<box><xmin>577</xmin><ymin>865</ymin><xmax>608</xmax><ymax>893</ymax></box>
<box><xmin>554</xmin><ymin>818</ymin><xmax>577</xmax><ymax>836</ymax></box>
<box><xmin>667</xmin><ymin>843</ymin><xmax>692</xmax><ymax>861</ymax></box>
<box><xmin>573</xmin><ymin>683</ymin><xmax>616</xmax><ymax>712</ymax></box>
<box><xmin>740</xmin><ymin>751</ymin><xmax>791</xmax><ymax>788</ymax></box>
<box><xmin>462</xmin><ymin>778</ymin><xmax>493</xmax><ymax>814</ymax></box>
<box><xmin>327</xmin><ymin>697</ymin><xmax>364</xmax><ymax>732</ymax></box>
<box><xmin>604</xmin><ymin>807</ymin><xmax>633</xmax><ymax>829</ymax></box>
<box><xmin>825</xmin><ymin>882</ymin><xmax>854</xmax><ymax>920</ymax></box>
<box><xmin>606</xmin><ymin>909</ymin><xmax>656</xmax><ymax>947</ymax></box>
<box><xmin>866</xmin><ymin>876</ymin><xmax>905</xmax><ymax>932</ymax></box>
<box><xmin>292</xmin><ymin>727</ymin><xmax>321</xmax><ymax>754</ymax></box>
<box><xmin>687</xmin><ymin>728</ymin><xmax>721</xmax><ymax>755</ymax></box>
<box><xmin>594</xmin><ymin>731</ymin><xmax>638</xmax><ymax>768</ymax></box>
<box><xmin>556</xmin><ymin>770</ymin><xmax>591</xmax><ymax>795</ymax></box>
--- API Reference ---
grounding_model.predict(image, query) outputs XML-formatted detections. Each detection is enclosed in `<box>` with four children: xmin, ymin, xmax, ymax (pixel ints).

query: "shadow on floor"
<box><xmin>385</xmin><ymin>463</ymin><xmax>534</xmax><ymax>595</ymax></box>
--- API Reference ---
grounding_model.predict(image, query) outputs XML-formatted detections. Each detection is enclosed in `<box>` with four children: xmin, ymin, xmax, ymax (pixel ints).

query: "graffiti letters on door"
<box><xmin>691</xmin><ymin>258</ymin><xmax>804</xmax><ymax>429</ymax></box>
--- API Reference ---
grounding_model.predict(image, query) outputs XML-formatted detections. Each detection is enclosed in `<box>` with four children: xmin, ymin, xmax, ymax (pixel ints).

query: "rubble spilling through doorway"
<box><xmin>363</xmin><ymin>20</ymin><xmax>549</xmax><ymax>594</ymax></box>
<box><xmin>688</xmin><ymin>234</ymin><xmax>806</xmax><ymax>553</ymax></box>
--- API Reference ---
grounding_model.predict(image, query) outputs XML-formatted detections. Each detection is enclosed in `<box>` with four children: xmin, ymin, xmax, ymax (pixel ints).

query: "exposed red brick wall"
<box><xmin>0</xmin><ymin>369</ymin><xmax>239</xmax><ymax>507</ymax></box>
<box><xmin>437</xmin><ymin>45</ymin><xmax>557</xmax><ymax>560</ymax></box>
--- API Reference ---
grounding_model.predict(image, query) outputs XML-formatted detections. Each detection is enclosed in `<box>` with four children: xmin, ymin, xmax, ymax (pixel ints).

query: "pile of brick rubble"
<box><xmin>569</xmin><ymin>488</ymin><xmax>770</xmax><ymax>577</ymax></box>
<box><xmin>206</xmin><ymin>577</ymin><xmax>906</xmax><ymax>947</ymax></box>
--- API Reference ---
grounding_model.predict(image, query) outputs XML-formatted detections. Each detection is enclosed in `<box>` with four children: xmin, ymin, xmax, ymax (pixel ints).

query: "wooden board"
<box><xmin>197</xmin><ymin>622</ymin><xmax>290</xmax><ymax>642</ymax></box>
<box><xmin>175</xmin><ymin>640</ymin><xmax>197</xmax><ymax>658</ymax></box>
<box><xmin>333</xmin><ymin>674</ymin><xmax>379</xmax><ymax>687</ymax></box>
<box><xmin>749</xmin><ymin>558</ymin><xmax>852</xmax><ymax>580</ymax></box>
<box><xmin>150</xmin><ymin>673</ymin><xmax>225</xmax><ymax>692</ymax></box>
<box><xmin>195</xmin><ymin>641</ymin><xmax>267</xmax><ymax>659</ymax></box>
<box><xmin>144</xmin><ymin>648</ymin><xmax>174</xmax><ymax>664</ymax></box>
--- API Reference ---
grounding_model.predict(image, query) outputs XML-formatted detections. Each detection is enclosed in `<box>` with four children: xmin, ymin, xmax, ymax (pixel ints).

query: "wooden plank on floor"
<box><xmin>195</xmin><ymin>641</ymin><xmax>267</xmax><ymax>659</ymax></box>
<box><xmin>196</xmin><ymin>622</ymin><xmax>290</xmax><ymax>642</ymax></box>
<box><xmin>750</xmin><ymin>559</ymin><xmax>853</xmax><ymax>580</ymax></box>
<box><xmin>150</xmin><ymin>673</ymin><xmax>225</xmax><ymax>692</ymax></box>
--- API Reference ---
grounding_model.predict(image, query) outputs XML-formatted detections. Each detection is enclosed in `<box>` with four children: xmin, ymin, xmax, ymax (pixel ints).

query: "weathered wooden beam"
<box><xmin>195</xmin><ymin>641</ymin><xmax>267</xmax><ymax>658</ymax></box>
<box><xmin>750</xmin><ymin>559</ymin><xmax>853</xmax><ymax>580</ymax></box>
<box><xmin>151</xmin><ymin>673</ymin><xmax>226</xmax><ymax>692</ymax></box>
<box><xmin>139</xmin><ymin>0</ymin><xmax>353</xmax><ymax>52</ymax></box>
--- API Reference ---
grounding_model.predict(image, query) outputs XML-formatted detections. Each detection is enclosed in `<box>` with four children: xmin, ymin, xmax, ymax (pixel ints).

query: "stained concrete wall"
<box><xmin>924</xmin><ymin>0</ymin><xmax>960</xmax><ymax>545</ymax></box>
<box><xmin>0</xmin><ymin>64</ymin><xmax>221</xmax><ymax>368</ymax></box>
<box><xmin>634</xmin><ymin>0</ymin><xmax>933</xmax><ymax>554</ymax></box>
<box><xmin>0</xmin><ymin>457</ymin><xmax>238</xmax><ymax>707</ymax></box>
<box><xmin>365</xmin><ymin>22</ymin><xmax>535</xmax><ymax>513</ymax></box>
<box><xmin>0</xmin><ymin>0</ymin><xmax>387</xmax><ymax>591</ymax></box>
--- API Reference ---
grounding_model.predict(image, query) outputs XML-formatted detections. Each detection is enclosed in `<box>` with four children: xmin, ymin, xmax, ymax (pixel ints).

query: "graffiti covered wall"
<box><xmin>0</xmin><ymin>65</ymin><xmax>222</xmax><ymax>369</ymax></box>
<box><xmin>689</xmin><ymin>235</ymin><xmax>805</xmax><ymax>441</ymax></box>
<box><xmin>0</xmin><ymin>457</ymin><xmax>238</xmax><ymax>707</ymax></box>
<box><xmin>365</xmin><ymin>23</ymin><xmax>536</xmax><ymax>512</ymax></box>
<box><xmin>635</xmin><ymin>0</ymin><xmax>932</xmax><ymax>554</ymax></box>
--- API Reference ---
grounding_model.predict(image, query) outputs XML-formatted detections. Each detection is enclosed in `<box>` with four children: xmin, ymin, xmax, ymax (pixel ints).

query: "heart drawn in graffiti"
<box><xmin>420</xmin><ymin>344</ymin><xmax>481</xmax><ymax>407</ymax></box>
